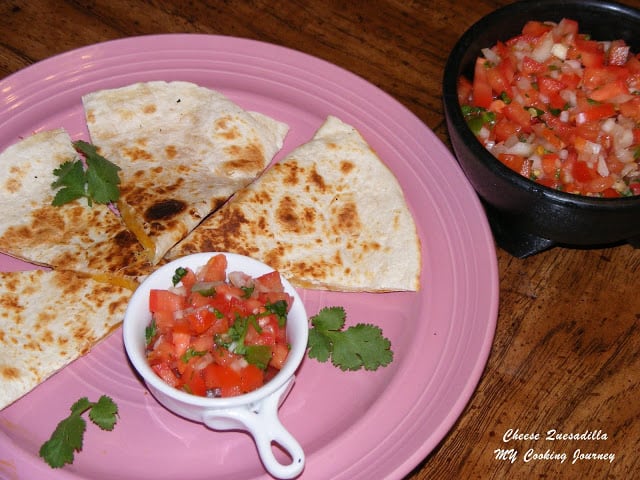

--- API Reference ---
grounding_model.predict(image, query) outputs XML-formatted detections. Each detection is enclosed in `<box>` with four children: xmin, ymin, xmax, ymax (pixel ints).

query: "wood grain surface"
<box><xmin>1</xmin><ymin>1</ymin><xmax>639</xmax><ymax>479</ymax></box>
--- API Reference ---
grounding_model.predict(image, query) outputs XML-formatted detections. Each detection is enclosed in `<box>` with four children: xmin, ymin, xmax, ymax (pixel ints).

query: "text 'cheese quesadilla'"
<box><xmin>0</xmin><ymin>129</ymin><xmax>149</xmax><ymax>278</ymax></box>
<box><xmin>83</xmin><ymin>81</ymin><xmax>289</xmax><ymax>264</ymax></box>
<box><xmin>168</xmin><ymin>115</ymin><xmax>422</xmax><ymax>292</ymax></box>
<box><xmin>0</xmin><ymin>269</ymin><xmax>132</xmax><ymax>410</ymax></box>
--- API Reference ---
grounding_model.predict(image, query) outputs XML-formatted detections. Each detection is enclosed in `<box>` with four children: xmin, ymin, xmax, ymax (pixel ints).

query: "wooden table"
<box><xmin>1</xmin><ymin>1</ymin><xmax>639</xmax><ymax>478</ymax></box>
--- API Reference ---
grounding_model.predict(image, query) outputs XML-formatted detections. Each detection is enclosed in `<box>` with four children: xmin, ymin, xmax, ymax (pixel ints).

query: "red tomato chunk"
<box><xmin>459</xmin><ymin>18</ymin><xmax>640</xmax><ymax>197</ymax></box>
<box><xmin>144</xmin><ymin>254</ymin><xmax>293</xmax><ymax>398</ymax></box>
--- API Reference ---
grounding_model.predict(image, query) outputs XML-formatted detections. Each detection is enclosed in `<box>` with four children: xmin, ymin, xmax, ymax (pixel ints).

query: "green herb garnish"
<box><xmin>245</xmin><ymin>345</ymin><xmax>273</xmax><ymax>370</ymax></box>
<box><xmin>172</xmin><ymin>267</ymin><xmax>188</xmax><ymax>286</ymax></box>
<box><xmin>39</xmin><ymin>396</ymin><xmax>118</xmax><ymax>468</ymax></box>
<box><xmin>307</xmin><ymin>306</ymin><xmax>393</xmax><ymax>371</ymax></box>
<box><xmin>181</xmin><ymin>347</ymin><xmax>207</xmax><ymax>363</ymax></box>
<box><xmin>240</xmin><ymin>285</ymin><xmax>255</xmax><ymax>299</ymax></box>
<box><xmin>51</xmin><ymin>140</ymin><xmax>121</xmax><ymax>207</ymax></box>
<box><xmin>145</xmin><ymin>319</ymin><xmax>157</xmax><ymax>346</ymax></box>
<box><xmin>461</xmin><ymin>105</ymin><xmax>496</xmax><ymax>134</ymax></box>
<box><xmin>264</xmin><ymin>300</ymin><xmax>288</xmax><ymax>327</ymax></box>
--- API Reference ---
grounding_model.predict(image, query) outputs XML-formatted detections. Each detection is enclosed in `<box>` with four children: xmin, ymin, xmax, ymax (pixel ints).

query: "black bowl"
<box><xmin>443</xmin><ymin>0</ymin><xmax>640</xmax><ymax>257</ymax></box>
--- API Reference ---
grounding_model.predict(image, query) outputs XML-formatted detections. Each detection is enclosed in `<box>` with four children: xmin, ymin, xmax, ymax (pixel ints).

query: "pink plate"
<box><xmin>0</xmin><ymin>34</ymin><xmax>498</xmax><ymax>480</ymax></box>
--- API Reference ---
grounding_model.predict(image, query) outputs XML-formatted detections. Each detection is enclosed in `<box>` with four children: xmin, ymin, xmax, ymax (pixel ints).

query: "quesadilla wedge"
<box><xmin>0</xmin><ymin>269</ymin><xmax>132</xmax><ymax>410</ymax></box>
<box><xmin>167</xmin><ymin>115</ymin><xmax>422</xmax><ymax>292</ymax></box>
<box><xmin>83</xmin><ymin>81</ymin><xmax>289</xmax><ymax>264</ymax></box>
<box><xmin>0</xmin><ymin>129</ymin><xmax>152</xmax><ymax>278</ymax></box>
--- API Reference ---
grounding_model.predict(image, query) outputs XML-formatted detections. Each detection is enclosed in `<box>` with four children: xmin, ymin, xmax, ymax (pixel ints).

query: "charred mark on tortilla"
<box><xmin>144</xmin><ymin>199</ymin><xmax>186</xmax><ymax>221</ymax></box>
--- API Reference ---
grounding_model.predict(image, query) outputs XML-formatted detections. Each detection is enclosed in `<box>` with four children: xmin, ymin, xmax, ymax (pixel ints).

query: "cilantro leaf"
<box><xmin>145</xmin><ymin>318</ymin><xmax>158</xmax><ymax>346</ymax></box>
<box><xmin>331</xmin><ymin>323</ymin><xmax>393</xmax><ymax>371</ymax></box>
<box><xmin>75</xmin><ymin>140</ymin><xmax>121</xmax><ymax>205</ymax></box>
<box><xmin>180</xmin><ymin>347</ymin><xmax>207</xmax><ymax>364</ymax></box>
<box><xmin>245</xmin><ymin>345</ymin><xmax>272</xmax><ymax>370</ymax></box>
<box><xmin>51</xmin><ymin>160</ymin><xmax>87</xmax><ymax>206</ymax></box>
<box><xmin>310</xmin><ymin>306</ymin><xmax>345</xmax><ymax>331</ymax></box>
<box><xmin>307</xmin><ymin>306</ymin><xmax>393</xmax><ymax>371</ymax></box>
<box><xmin>51</xmin><ymin>141</ymin><xmax>121</xmax><ymax>207</ymax></box>
<box><xmin>39</xmin><ymin>395</ymin><xmax>119</xmax><ymax>468</ymax></box>
<box><xmin>172</xmin><ymin>267</ymin><xmax>188</xmax><ymax>286</ymax></box>
<box><xmin>88</xmin><ymin>395</ymin><xmax>118</xmax><ymax>431</ymax></box>
<box><xmin>264</xmin><ymin>300</ymin><xmax>288</xmax><ymax>327</ymax></box>
<box><xmin>39</xmin><ymin>414</ymin><xmax>86</xmax><ymax>468</ymax></box>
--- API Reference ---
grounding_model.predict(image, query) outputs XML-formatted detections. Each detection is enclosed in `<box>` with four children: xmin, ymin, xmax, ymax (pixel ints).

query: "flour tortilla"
<box><xmin>83</xmin><ymin>81</ymin><xmax>289</xmax><ymax>264</ymax></box>
<box><xmin>0</xmin><ymin>269</ymin><xmax>132</xmax><ymax>410</ymax></box>
<box><xmin>0</xmin><ymin>129</ymin><xmax>151</xmax><ymax>278</ymax></box>
<box><xmin>168</xmin><ymin>116</ymin><xmax>421</xmax><ymax>292</ymax></box>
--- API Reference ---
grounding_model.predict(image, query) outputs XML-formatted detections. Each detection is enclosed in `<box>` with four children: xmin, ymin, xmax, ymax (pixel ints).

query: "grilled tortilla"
<box><xmin>0</xmin><ymin>129</ymin><xmax>151</xmax><ymax>278</ymax></box>
<box><xmin>168</xmin><ymin>116</ymin><xmax>421</xmax><ymax>292</ymax></box>
<box><xmin>83</xmin><ymin>81</ymin><xmax>289</xmax><ymax>264</ymax></box>
<box><xmin>0</xmin><ymin>269</ymin><xmax>132</xmax><ymax>410</ymax></box>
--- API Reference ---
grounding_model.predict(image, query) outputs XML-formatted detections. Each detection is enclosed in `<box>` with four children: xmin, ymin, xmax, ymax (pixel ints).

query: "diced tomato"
<box><xmin>239</xmin><ymin>364</ymin><xmax>264</xmax><ymax>393</ymax></box>
<box><xmin>521</xmin><ymin>56</ymin><xmax>546</xmax><ymax>75</ymax></box>
<box><xmin>259</xmin><ymin>291</ymin><xmax>293</xmax><ymax>312</ymax></box>
<box><xmin>541</xmin><ymin>153</ymin><xmax>560</xmax><ymax>176</ymax></box>
<box><xmin>171</xmin><ymin>323</ymin><xmax>191</xmax><ymax>358</ymax></box>
<box><xmin>585</xmin><ymin>175</ymin><xmax>616</xmax><ymax>193</ymax></box>
<box><xmin>214</xmin><ymin>283</ymin><xmax>245</xmax><ymax>300</ymax></box>
<box><xmin>570</xmin><ymin>38</ymin><xmax>604</xmax><ymax>67</ymax></box>
<box><xmin>575</xmin><ymin>102</ymin><xmax>616</xmax><ymax>124</ymax></box>
<box><xmin>555</xmin><ymin>18</ymin><xmax>579</xmax><ymax>38</ymax></box>
<box><xmin>270</xmin><ymin>342</ymin><xmax>290</xmax><ymax>370</ymax></box>
<box><xmin>203</xmin><ymin>363</ymin><xmax>243</xmax><ymax>397</ymax></box>
<box><xmin>149</xmin><ymin>289</ymin><xmax>186</xmax><ymax>313</ymax></box>
<box><xmin>558</xmin><ymin>72</ymin><xmax>580</xmax><ymax>90</ymax></box>
<box><xmin>502</xmin><ymin>103</ymin><xmax>532</xmax><ymax>130</ymax></box>
<box><xmin>211</xmin><ymin>346</ymin><xmax>241</xmax><ymax>367</ymax></box>
<box><xmin>588</xmin><ymin>79</ymin><xmax>629</xmax><ymax>102</ymax></box>
<box><xmin>601</xmin><ymin>188</ymin><xmax>620</xmax><ymax>198</ymax></box>
<box><xmin>152</xmin><ymin>363</ymin><xmax>180</xmax><ymax>388</ymax></box>
<box><xmin>183</xmin><ymin>370</ymin><xmax>207</xmax><ymax>397</ymax></box>
<box><xmin>200</xmin><ymin>253</ymin><xmax>227</xmax><ymax>282</ymax></box>
<box><xmin>457</xmin><ymin>76</ymin><xmax>473</xmax><ymax>104</ymax></box>
<box><xmin>186</xmin><ymin>306</ymin><xmax>216</xmax><ymax>335</ymax></box>
<box><xmin>191</xmin><ymin>333</ymin><xmax>214</xmax><ymax>352</ymax></box>
<box><xmin>630</xmin><ymin>183</ymin><xmax>640</xmax><ymax>195</ymax></box>
<box><xmin>498</xmin><ymin>153</ymin><xmax>525</xmax><ymax>173</ymax></box>
<box><xmin>254</xmin><ymin>270</ymin><xmax>284</xmax><ymax>292</ymax></box>
<box><xmin>153</xmin><ymin>309</ymin><xmax>175</xmax><ymax>332</ymax></box>
<box><xmin>472</xmin><ymin>57</ymin><xmax>493</xmax><ymax>108</ymax></box>
<box><xmin>180</xmin><ymin>268</ymin><xmax>197</xmax><ymax>291</ymax></box>
<box><xmin>521</xmin><ymin>20</ymin><xmax>552</xmax><ymax>38</ymax></box>
<box><xmin>618</xmin><ymin>97</ymin><xmax>640</xmax><ymax>121</ymax></box>
<box><xmin>607</xmin><ymin>40</ymin><xmax>630</xmax><ymax>66</ymax></box>
<box><xmin>486</xmin><ymin>65</ymin><xmax>512</xmax><ymax>97</ymax></box>
<box><xmin>572</xmin><ymin>161</ymin><xmax>596</xmax><ymax>183</ymax></box>
<box><xmin>146</xmin><ymin>335</ymin><xmax>174</xmax><ymax>365</ymax></box>
<box><xmin>245</xmin><ymin>315</ymin><xmax>280</xmax><ymax>346</ymax></box>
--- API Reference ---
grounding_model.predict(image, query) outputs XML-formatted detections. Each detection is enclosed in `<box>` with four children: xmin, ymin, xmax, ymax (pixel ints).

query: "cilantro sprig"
<box><xmin>307</xmin><ymin>306</ymin><xmax>393</xmax><ymax>371</ymax></box>
<box><xmin>51</xmin><ymin>140</ymin><xmax>121</xmax><ymax>207</ymax></box>
<box><xmin>39</xmin><ymin>395</ymin><xmax>118</xmax><ymax>468</ymax></box>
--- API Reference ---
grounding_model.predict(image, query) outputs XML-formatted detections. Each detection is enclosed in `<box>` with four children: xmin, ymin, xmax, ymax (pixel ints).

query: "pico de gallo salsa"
<box><xmin>458</xmin><ymin>18</ymin><xmax>640</xmax><ymax>197</ymax></box>
<box><xmin>144</xmin><ymin>254</ymin><xmax>292</xmax><ymax>398</ymax></box>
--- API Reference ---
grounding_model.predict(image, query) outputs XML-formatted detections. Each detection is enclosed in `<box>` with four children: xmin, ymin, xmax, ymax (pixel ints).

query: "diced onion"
<box><xmin>506</xmin><ymin>141</ymin><xmax>535</xmax><ymax>157</ymax></box>
<box><xmin>597</xmin><ymin>156</ymin><xmax>609</xmax><ymax>177</ymax></box>
<box><xmin>482</xmin><ymin>47</ymin><xmax>500</xmax><ymax>64</ymax></box>
<box><xmin>531</xmin><ymin>32</ymin><xmax>554</xmax><ymax>62</ymax></box>
<box><xmin>551</xmin><ymin>43</ymin><xmax>568</xmax><ymax>60</ymax></box>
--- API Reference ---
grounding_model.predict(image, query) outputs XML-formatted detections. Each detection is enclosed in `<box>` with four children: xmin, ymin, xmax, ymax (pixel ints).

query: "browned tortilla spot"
<box><xmin>165</xmin><ymin>145</ymin><xmax>178</xmax><ymax>159</ymax></box>
<box><xmin>122</xmin><ymin>146</ymin><xmax>153</xmax><ymax>162</ymax></box>
<box><xmin>1</xmin><ymin>366</ymin><xmax>20</xmax><ymax>381</ymax></box>
<box><xmin>144</xmin><ymin>199</ymin><xmax>187</xmax><ymax>221</ymax></box>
